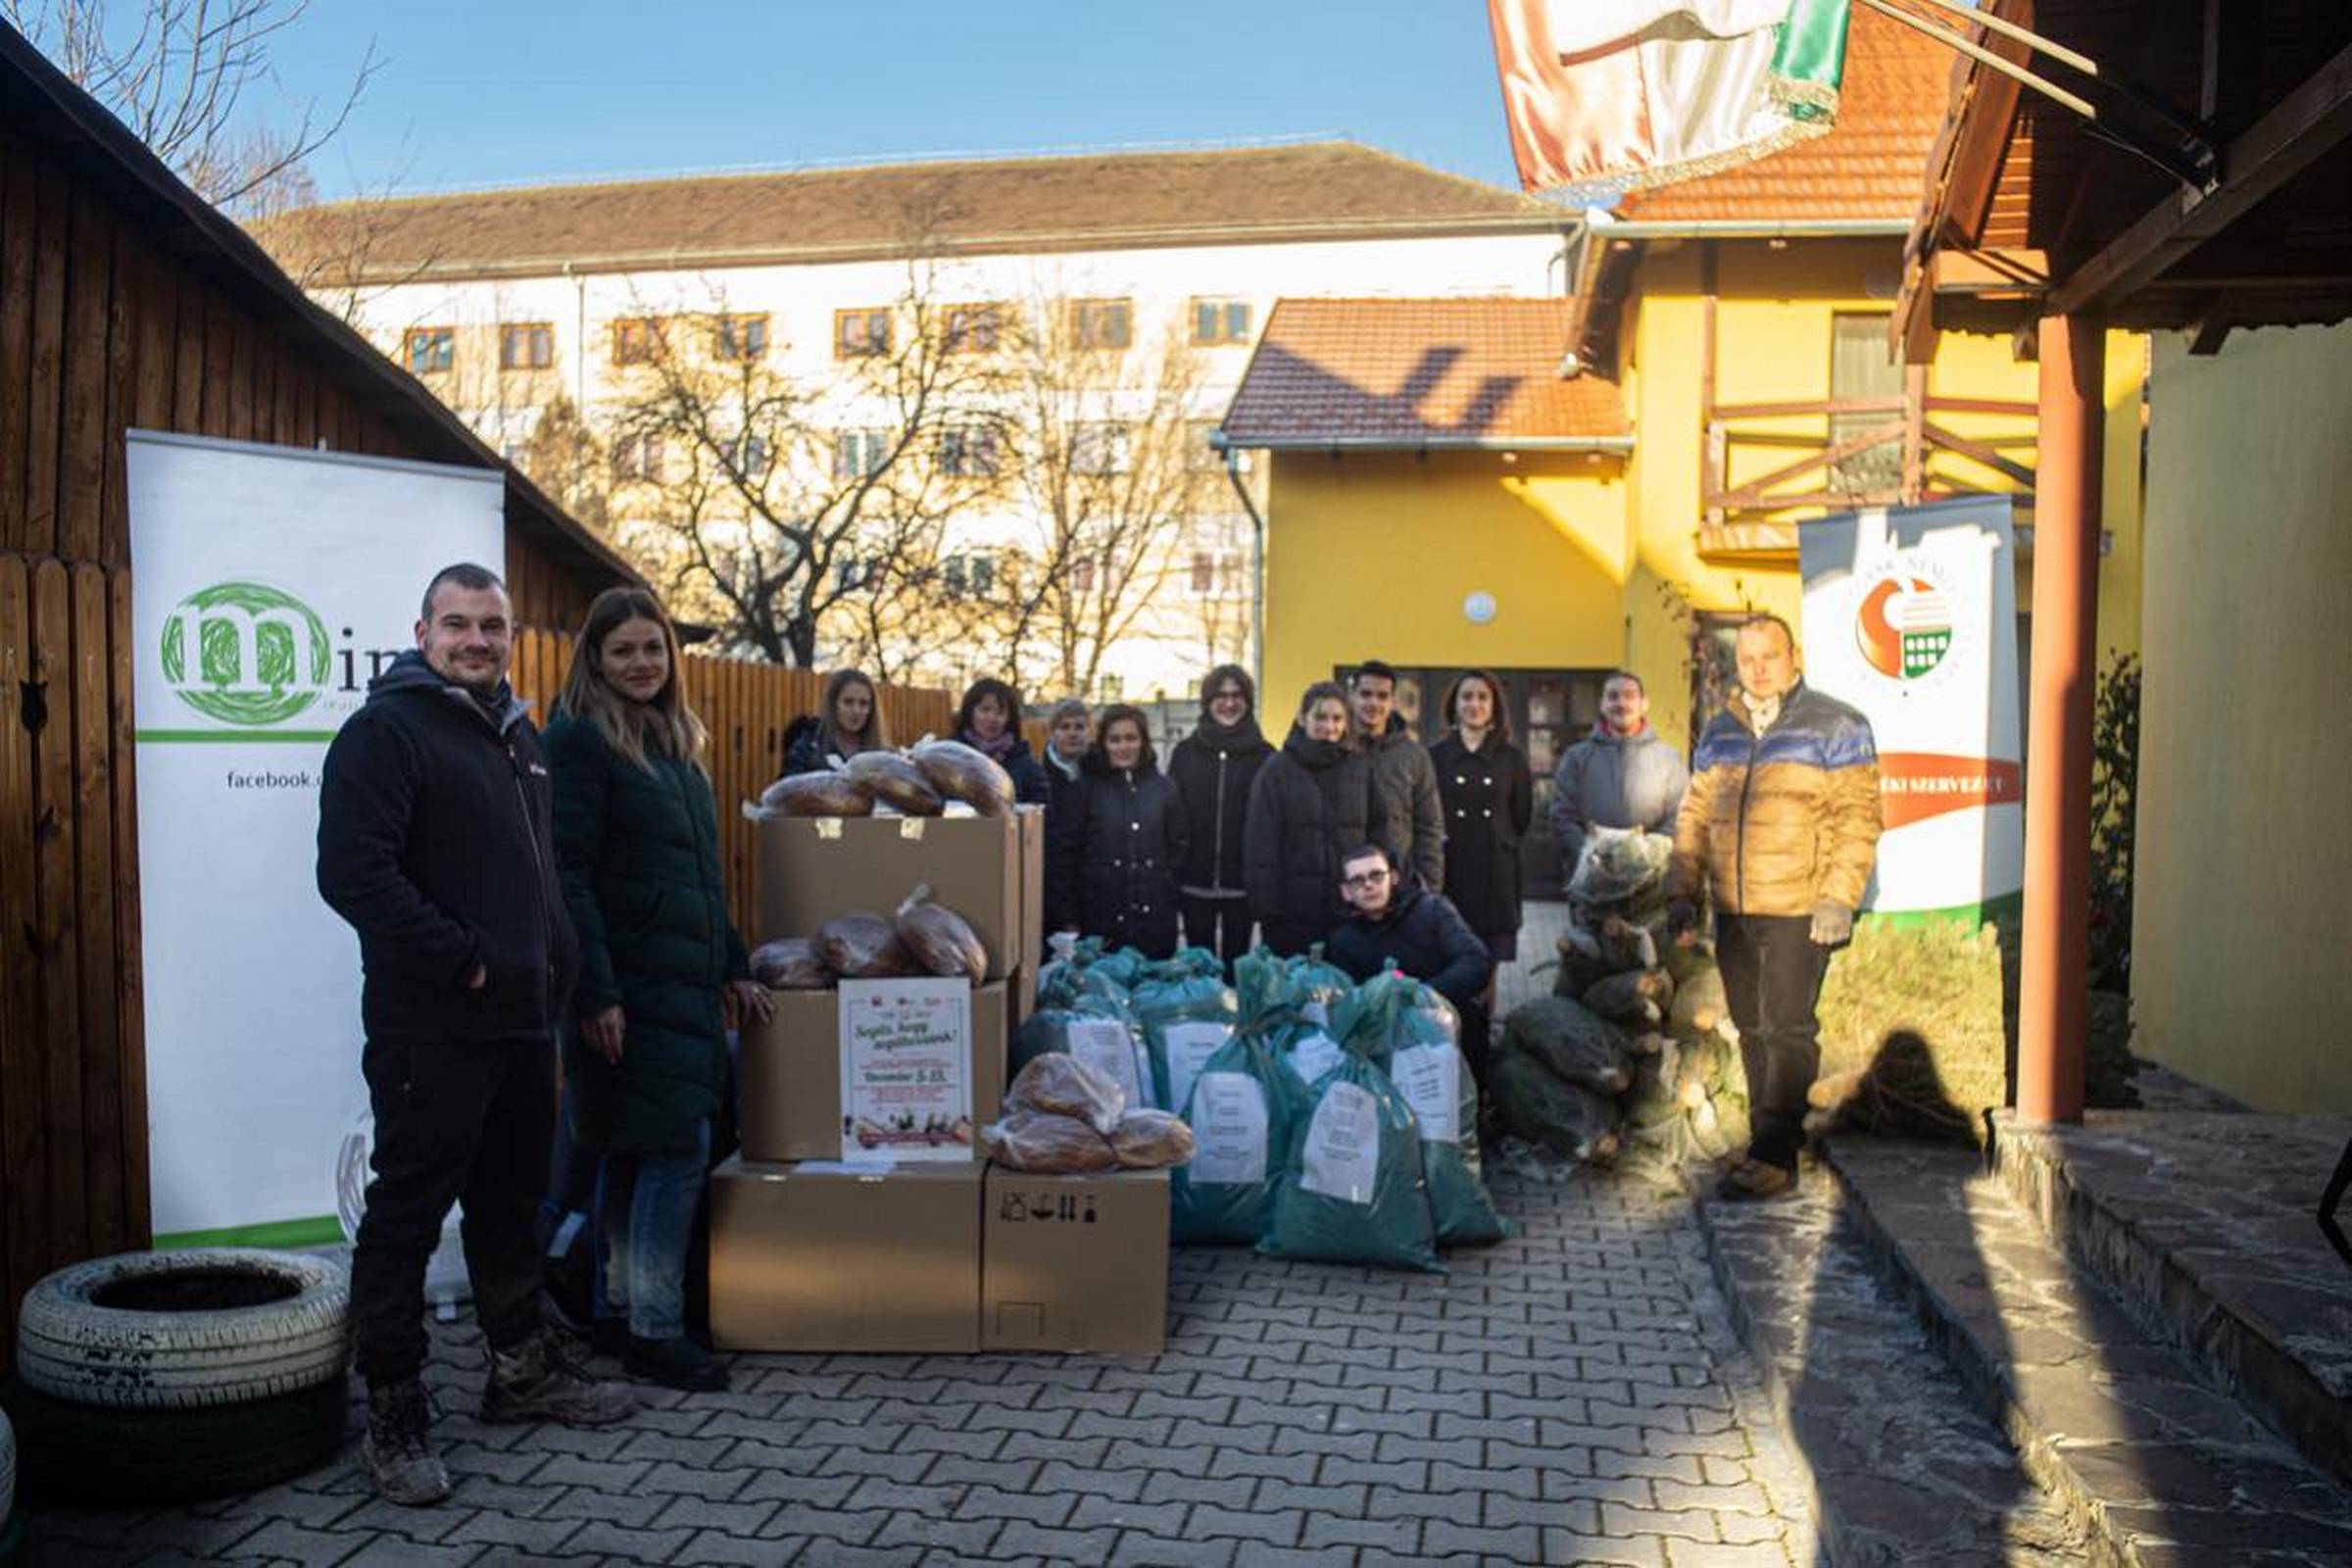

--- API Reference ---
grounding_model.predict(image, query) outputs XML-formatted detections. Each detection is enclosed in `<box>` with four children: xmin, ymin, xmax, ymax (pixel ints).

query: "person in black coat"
<box><xmin>1428</xmin><ymin>669</ymin><xmax>1534</xmax><ymax>963</ymax></box>
<box><xmin>781</xmin><ymin>668</ymin><xmax>889</xmax><ymax>777</ymax></box>
<box><xmin>1076</xmin><ymin>704</ymin><xmax>1189</xmax><ymax>958</ymax></box>
<box><xmin>1326</xmin><ymin>843</ymin><xmax>1498</xmax><ymax>1086</ymax></box>
<box><xmin>1167</xmin><ymin>664</ymin><xmax>1272</xmax><ymax>964</ymax></box>
<box><xmin>1244</xmin><ymin>682</ymin><xmax>1388</xmax><ymax>957</ymax></box>
<box><xmin>546</xmin><ymin>587</ymin><xmax>771</xmax><ymax>1395</ymax></box>
<box><xmin>955</xmin><ymin>677</ymin><xmax>1049</xmax><ymax>806</ymax></box>
<box><xmin>1040</xmin><ymin>698</ymin><xmax>1091</xmax><ymax>937</ymax></box>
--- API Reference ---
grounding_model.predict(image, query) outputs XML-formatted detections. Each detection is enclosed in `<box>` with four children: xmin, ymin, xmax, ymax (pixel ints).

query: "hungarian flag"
<box><xmin>1489</xmin><ymin>0</ymin><xmax>1850</xmax><ymax>204</ymax></box>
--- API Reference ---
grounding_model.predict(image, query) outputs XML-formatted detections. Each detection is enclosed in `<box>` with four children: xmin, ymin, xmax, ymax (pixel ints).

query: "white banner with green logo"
<box><xmin>128</xmin><ymin>431</ymin><xmax>505</xmax><ymax>1248</ymax></box>
<box><xmin>1798</xmin><ymin>496</ymin><xmax>2024</xmax><ymax>920</ymax></box>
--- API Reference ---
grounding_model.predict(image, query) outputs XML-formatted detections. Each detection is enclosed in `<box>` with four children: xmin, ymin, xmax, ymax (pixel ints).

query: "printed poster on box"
<box><xmin>839</xmin><ymin>977</ymin><xmax>977</xmax><ymax>1160</ymax></box>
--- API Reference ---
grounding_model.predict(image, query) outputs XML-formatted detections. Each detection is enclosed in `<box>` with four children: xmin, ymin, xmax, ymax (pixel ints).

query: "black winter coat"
<box><xmin>1244</xmin><ymin>727</ymin><xmax>1386</xmax><ymax>956</ymax></box>
<box><xmin>780</xmin><ymin>716</ymin><xmax>828</xmax><ymax>777</ymax></box>
<box><xmin>546</xmin><ymin>713</ymin><xmax>751</xmax><ymax>1155</ymax></box>
<box><xmin>1043</xmin><ymin>752</ymin><xmax>1087</xmax><ymax>935</ymax></box>
<box><xmin>1077</xmin><ymin>759</ymin><xmax>1189</xmax><ymax>958</ymax></box>
<box><xmin>1428</xmin><ymin>732</ymin><xmax>1533</xmax><ymax>938</ymax></box>
<box><xmin>958</xmin><ymin>731</ymin><xmax>1052</xmax><ymax>808</ymax></box>
<box><xmin>318</xmin><ymin>652</ymin><xmax>579</xmax><ymax>1044</ymax></box>
<box><xmin>1326</xmin><ymin>885</ymin><xmax>1494</xmax><ymax>1007</ymax></box>
<box><xmin>1168</xmin><ymin>722</ymin><xmax>1272</xmax><ymax>897</ymax></box>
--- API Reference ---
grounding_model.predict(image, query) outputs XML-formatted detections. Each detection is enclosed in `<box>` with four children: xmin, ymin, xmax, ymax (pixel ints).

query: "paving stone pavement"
<box><xmin>27</xmin><ymin>1166</ymin><xmax>1817</xmax><ymax>1567</ymax></box>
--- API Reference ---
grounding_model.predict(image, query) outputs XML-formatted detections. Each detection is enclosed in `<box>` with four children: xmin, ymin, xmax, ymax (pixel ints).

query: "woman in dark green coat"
<box><xmin>547</xmin><ymin>587</ymin><xmax>769</xmax><ymax>1394</ymax></box>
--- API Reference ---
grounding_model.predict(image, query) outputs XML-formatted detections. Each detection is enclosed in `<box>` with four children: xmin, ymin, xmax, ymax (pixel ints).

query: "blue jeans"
<box><xmin>595</xmin><ymin>1121</ymin><xmax>710</xmax><ymax>1342</ymax></box>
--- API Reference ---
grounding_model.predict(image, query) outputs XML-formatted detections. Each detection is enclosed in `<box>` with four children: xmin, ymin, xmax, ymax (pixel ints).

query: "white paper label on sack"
<box><xmin>1187</xmin><ymin>1071</ymin><xmax>1270</xmax><ymax>1186</ymax></box>
<box><xmin>1162</xmin><ymin>1021</ymin><xmax>1231</xmax><ymax>1118</ymax></box>
<box><xmin>1300</xmin><ymin>1081</ymin><xmax>1381</xmax><ymax>1205</ymax></box>
<box><xmin>1390</xmin><ymin>1044</ymin><xmax>1460</xmax><ymax>1146</ymax></box>
<box><xmin>1065</xmin><ymin>1017</ymin><xmax>1146</xmax><ymax>1113</ymax></box>
<box><xmin>1285</xmin><ymin>1029</ymin><xmax>1345</xmax><ymax>1088</ymax></box>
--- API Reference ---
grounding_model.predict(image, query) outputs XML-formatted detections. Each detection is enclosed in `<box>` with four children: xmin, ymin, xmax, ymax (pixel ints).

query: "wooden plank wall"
<box><xmin>508</xmin><ymin>627</ymin><xmax>955</xmax><ymax>945</ymax></box>
<box><xmin>0</xmin><ymin>553</ymin><xmax>140</xmax><ymax>1360</ymax></box>
<box><xmin>0</xmin><ymin>126</ymin><xmax>592</xmax><ymax>622</ymax></box>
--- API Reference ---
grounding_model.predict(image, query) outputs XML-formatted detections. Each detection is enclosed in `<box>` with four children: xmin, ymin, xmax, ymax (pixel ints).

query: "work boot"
<box><xmin>1716</xmin><ymin>1157</ymin><xmax>1795</xmax><ymax>1201</ymax></box>
<box><xmin>624</xmin><ymin>1334</ymin><xmax>731</xmax><ymax>1393</ymax></box>
<box><xmin>589</xmin><ymin>1316</ymin><xmax>631</xmax><ymax>1358</ymax></box>
<box><xmin>481</xmin><ymin>1327</ymin><xmax>638</xmax><ymax>1426</ymax></box>
<box><xmin>364</xmin><ymin>1380</ymin><xmax>452</xmax><ymax>1506</ymax></box>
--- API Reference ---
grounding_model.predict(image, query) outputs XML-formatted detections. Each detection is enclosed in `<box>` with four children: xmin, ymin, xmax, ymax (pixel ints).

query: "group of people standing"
<box><xmin>316</xmin><ymin>561</ymin><xmax>1881</xmax><ymax>1510</ymax></box>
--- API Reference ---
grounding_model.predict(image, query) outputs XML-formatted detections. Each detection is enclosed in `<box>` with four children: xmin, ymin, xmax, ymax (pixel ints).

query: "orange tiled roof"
<box><xmin>1218</xmin><ymin>298</ymin><xmax>1629</xmax><ymax>448</ymax></box>
<box><xmin>1616</xmin><ymin>5</ymin><xmax>1958</xmax><ymax>222</ymax></box>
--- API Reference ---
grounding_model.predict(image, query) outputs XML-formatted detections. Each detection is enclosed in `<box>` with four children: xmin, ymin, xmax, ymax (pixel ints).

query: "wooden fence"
<box><xmin>507</xmin><ymin>627</ymin><xmax>955</xmax><ymax>945</ymax></box>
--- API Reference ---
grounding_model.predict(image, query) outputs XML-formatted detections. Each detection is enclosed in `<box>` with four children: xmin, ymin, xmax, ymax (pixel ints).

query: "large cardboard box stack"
<box><xmin>715</xmin><ymin>803</ymin><xmax>1148</xmax><ymax>1352</ymax></box>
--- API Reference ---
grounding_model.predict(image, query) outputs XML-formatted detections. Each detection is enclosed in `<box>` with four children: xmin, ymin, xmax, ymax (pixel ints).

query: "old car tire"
<box><xmin>15</xmin><ymin>1249</ymin><xmax>348</xmax><ymax>1409</ymax></box>
<box><xmin>0</xmin><ymin>1402</ymin><xmax>15</xmax><ymax>1524</ymax></box>
<box><xmin>0</xmin><ymin>1377</ymin><xmax>349</xmax><ymax>1509</ymax></box>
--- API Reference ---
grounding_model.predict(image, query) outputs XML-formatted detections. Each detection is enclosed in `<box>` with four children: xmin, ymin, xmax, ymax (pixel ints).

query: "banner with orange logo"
<box><xmin>1798</xmin><ymin>497</ymin><xmax>2023</xmax><ymax>918</ymax></box>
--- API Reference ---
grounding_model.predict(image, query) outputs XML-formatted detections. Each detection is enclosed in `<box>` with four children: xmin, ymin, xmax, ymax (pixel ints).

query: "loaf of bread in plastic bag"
<box><xmin>843</xmin><ymin>751</ymin><xmax>945</xmax><ymax>815</ymax></box>
<box><xmin>813</xmin><ymin>913</ymin><xmax>918</xmax><ymax>978</ymax></box>
<box><xmin>907</xmin><ymin>739</ymin><xmax>1016</xmax><ymax>815</ymax></box>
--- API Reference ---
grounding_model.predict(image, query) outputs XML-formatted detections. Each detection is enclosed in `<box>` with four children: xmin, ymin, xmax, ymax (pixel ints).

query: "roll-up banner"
<box><xmin>127</xmin><ymin>431</ymin><xmax>505</xmax><ymax>1248</ymax></box>
<box><xmin>1798</xmin><ymin>496</ymin><xmax>2024</xmax><ymax>922</ymax></box>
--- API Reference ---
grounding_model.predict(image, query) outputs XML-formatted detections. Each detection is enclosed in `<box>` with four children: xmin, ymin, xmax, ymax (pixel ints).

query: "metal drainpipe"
<box><xmin>1220</xmin><ymin>446</ymin><xmax>1268</xmax><ymax>694</ymax></box>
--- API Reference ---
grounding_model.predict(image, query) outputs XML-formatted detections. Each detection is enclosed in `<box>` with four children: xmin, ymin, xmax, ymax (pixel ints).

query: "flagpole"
<box><xmin>1890</xmin><ymin>0</ymin><xmax>2097</xmax><ymax>76</ymax></box>
<box><xmin>1850</xmin><ymin>0</ymin><xmax>2096</xmax><ymax>119</ymax></box>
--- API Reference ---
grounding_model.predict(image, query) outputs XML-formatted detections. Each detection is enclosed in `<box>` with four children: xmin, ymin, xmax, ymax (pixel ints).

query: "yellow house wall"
<box><xmin>1257</xmin><ymin>237</ymin><xmax>2146</xmax><ymax>753</ymax></box>
<box><xmin>1259</xmin><ymin>449</ymin><xmax>1628</xmax><ymax>716</ymax></box>
<box><xmin>2132</xmin><ymin>322</ymin><xmax>2352</xmax><ymax>1112</ymax></box>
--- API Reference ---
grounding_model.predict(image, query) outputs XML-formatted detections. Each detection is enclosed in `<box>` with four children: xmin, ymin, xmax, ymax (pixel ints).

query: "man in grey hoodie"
<box><xmin>1549</xmin><ymin>669</ymin><xmax>1690</xmax><ymax>882</ymax></box>
<box><xmin>1351</xmin><ymin>660</ymin><xmax>1445</xmax><ymax>893</ymax></box>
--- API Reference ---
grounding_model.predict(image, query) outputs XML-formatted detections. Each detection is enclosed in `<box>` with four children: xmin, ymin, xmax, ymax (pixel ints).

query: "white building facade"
<box><xmin>272</xmin><ymin>142</ymin><xmax>1571</xmax><ymax>700</ymax></box>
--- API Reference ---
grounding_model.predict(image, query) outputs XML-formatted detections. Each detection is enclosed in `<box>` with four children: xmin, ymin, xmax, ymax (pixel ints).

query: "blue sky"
<box><xmin>261</xmin><ymin>1</ymin><xmax>1525</xmax><ymax>201</ymax></box>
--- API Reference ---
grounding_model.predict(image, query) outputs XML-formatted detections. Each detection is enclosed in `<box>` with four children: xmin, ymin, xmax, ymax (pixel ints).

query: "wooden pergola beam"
<box><xmin>2047</xmin><ymin>39</ymin><xmax>2352</xmax><ymax>317</ymax></box>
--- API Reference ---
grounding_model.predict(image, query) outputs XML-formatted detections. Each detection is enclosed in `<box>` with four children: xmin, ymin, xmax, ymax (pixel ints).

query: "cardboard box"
<box><xmin>981</xmin><ymin>1166</ymin><xmax>1170</xmax><ymax>1354</ymax></box>
<box><xmin>710</xmin><ymin>1157</ymin><xmax>982</xmax><ymax>1352</ymax></box>
<box><xmin>1006</xmin><ymin>966</ymin><xmax>1033</xmax><ymax>1031</ymax></box>
<box><xmin>739</xmin><ymin>980</ymin><xmax>1006</xmax><ymax>1163</ymax></box>
<box><xmin>1015</xmin><ymin>805</ymin><xmax>1046</xmax><ymax>979</ymax></box>
<box><xmin>757</xmin><ymin>813</ymin><xmax>1020</xmax><ymax>978</ymax></box>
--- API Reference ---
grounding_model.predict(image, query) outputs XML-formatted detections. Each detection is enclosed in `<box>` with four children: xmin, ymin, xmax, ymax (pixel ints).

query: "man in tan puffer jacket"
<box><xmin>1668</xmin><ymin>613</ymin><xmax>1882</xmax><ymax>1200</ymax></box>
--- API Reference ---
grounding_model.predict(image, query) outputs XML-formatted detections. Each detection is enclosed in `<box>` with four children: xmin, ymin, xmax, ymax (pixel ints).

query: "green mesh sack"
<box><xmin>1337</xmin><ymin>971</ymin><xmax>1511</xmax><ymax>1248</ymax></box>
<box><xmin>1130</xmin><ymin>947</ymin><xmax>1238</xmax><ymax>1110</ymax></box>
<box><xmin>1256</xmin><ymin>1042</ymin><xmax>1443</xmax><ymax>1275</ymax></box>
<box><xmin>1235</xmin><ymin>947</ymin><xmax>1296</xmax><ymax>1028</ymax></box>
<box><xmin>1288</xmin><ymin>943</ymin><xmax>1355</xmax><ymax>1006</ymax></box>
<box><xmin>1170</xmin><ymin>1032</ymin><xmax>1293</xmax><ymax>1246</ymax></box>
<box><xmin>1088</xmin><ymin>945</ymin><xmax>1152</xmax><ymax>992</ymax></box>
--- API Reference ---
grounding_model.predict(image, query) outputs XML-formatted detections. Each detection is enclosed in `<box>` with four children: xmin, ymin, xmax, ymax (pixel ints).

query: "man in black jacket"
<box><xmin>1351</xmin><ymin>661</ymin><xmax>1445</xmax><ymax>893</ymax></box>
<box><xmin>1326</xmin><ymin>844</ymin><xmax>1498</xmax><ymax>1086</ymax></box>
<box><xmin>318</xmin><ymin>564</ymin><xmax>632</xmax><ymax>1508</ymax></box>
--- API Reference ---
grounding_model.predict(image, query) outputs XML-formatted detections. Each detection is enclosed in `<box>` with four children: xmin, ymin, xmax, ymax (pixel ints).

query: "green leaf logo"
<box><xmin>160</xmin><ymin>581</ymin><xmax>330</xmax><ymax>726</ymax></box>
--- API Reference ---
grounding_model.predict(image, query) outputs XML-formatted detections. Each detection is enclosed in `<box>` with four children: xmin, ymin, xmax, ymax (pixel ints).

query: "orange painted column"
<box><xmin>2017</xmin><ymin>314</ymin><xmax>2104</xmax><ymax>1124</ymax></box>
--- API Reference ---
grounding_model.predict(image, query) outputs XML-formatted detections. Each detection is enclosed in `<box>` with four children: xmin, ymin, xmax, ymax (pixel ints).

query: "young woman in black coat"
<box><xmin>1428</xmin><ymin>669</ymin><xmax>1534</xmax><ymax>962</ymax></box>
<box><xmin>781</xmin><ymin>668</ymin><xmax>888</xmax><ymax>777</ymax></box>
<box><xmin>1167</xmin><ymin>664</ymin><xmax>1272</xmax><ymax>963</ymax></box>
<box><xmin>955</xmin><ymin>677</ymin><xmax>1050</xmax><ymax>806</ymax></box>
<box><xmin>1040</xmin><ymin>698</ymin><xmax>1092</xmax><ymax>937</ymax></box>
<box><xmin>1244</xmin><ymin>682</ymin><xmax>1387</xmax><ymax>956</ymax></box>
<box><xmin>1076</xmin><ymin>705</ymin><xmax>1189</xmax><ymax>958</ymax></box>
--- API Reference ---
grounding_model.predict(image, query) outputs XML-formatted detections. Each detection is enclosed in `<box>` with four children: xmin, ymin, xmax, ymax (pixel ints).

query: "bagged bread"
<box><xmin>895</xmin><ymin>884</ymin><xmax>987</xmax><ymax>984</ymax></box>
<box><xmin>1111</xmin><ymin>1109</ymin><xmax>1197</xmax><ymax>1170</ymax></box>
<box><xmin>814</xmin><ymin>913</ymin><xmax>918</xmax><ymax>978</ymax></box>
<box><xmin>908</xmin><ymin>739</ymin><xmax>1016</xmax><ymax>815</ymax></box>
<box><xmin>748</xmin><ymin>938</ymin><xmax>828</xmax><ymax>990</ymax></box>
<box><xmin>843</xmin><ymin>751</ymin><xmax>945</xmax><ymax>815</ymax></box>
<box><xmin>754</xmin><ymin>770</ymin><xmax>871</xmax><ymax>818</ymax></box>
<box><xmin>1004</xmin><ymin>1053</ymin><xmax>1126</xmax><ymax>1135</ymax></box>
<box><xmin>979</xmin><ymin>1109</ymin><xmax>1118</xmax><ymax>1173</ymax></box>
